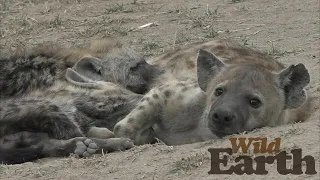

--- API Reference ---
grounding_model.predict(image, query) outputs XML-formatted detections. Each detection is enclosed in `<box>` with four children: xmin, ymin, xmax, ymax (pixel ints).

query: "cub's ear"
<box><xmin>197</xmin><ymin>49</ymin><xmax>225</xmax><ymax>91</ymax></box>
<box><xmin>73</xmin><ymin>56</ymin><xmax>104</xmax><ymax>81</ymax></box>
<box><xmin>65</xmin><ymin>68</ymin><xmax>103</xmax><ymax>89</ymax></box>
<box><xmin>278</xmin><ymin>63</ymin><xmax>310</xmax><ymax>109</ymax></box>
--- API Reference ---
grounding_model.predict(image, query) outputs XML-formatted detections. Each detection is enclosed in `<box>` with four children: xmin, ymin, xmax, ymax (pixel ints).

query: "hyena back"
<box><xmin>114</xmin><ymin>39</ymin><xmax>312</xmax><ymax>145</ymax></box>
<box><xmin>0</xmin><ymin>38</ymin><xmax>161</xmax><ymax>98</ymax></box>
<box><xmin>148</xmin><ymin>39</ymin><xmax>284</xmax><ymax>86</ymax></box>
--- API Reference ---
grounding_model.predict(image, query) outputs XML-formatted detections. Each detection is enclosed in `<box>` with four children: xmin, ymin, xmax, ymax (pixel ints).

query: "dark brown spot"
<box><xmin>164</xmin><ymin>90</ymin><xmax>172</xmax><ymax>98</ymax></box>
<box><xmin>49</xmin><ymin>105</ymin><xmax>59</xmax><ymax>112</ymax></box>
<box><xmin>123</xmin><ymin>128</ymin><xmax>133</xmax><ymax>137</ymax></box>
<box><xmin>138</xmin><ymin>105</ymin><xmax>145</xmax><ymax>110</ymax></box>
<box><xmin>114</xmin><ymin>125</ymin><xmax>120</xmax><ymax>132</ymax></box>
<box><xmin>186</xmin><ymin>60</ymin><xmax>195</xmax><ymax>69</ymax></box>
<box><xmin>215</xmin><ymin>45</ymin><xmax>225</xmax><ymax>50</ymax></box>
<box><xmin>141</xmin><ymin>97</ymin><xmax>150</xmax><ymax>102</ymax></box>
<box><xmin>127</xmin><ymin>118</ymin><xmax>134</xmax><ymax>123</ymax></box>
<box><xmin>232</xmin><ymin>47</ymin><xmax>251</xmax><ymax>56</ymax></box>
<box><xmin>176</xmin><ymin>82</ymin><xmax>186</xmax><ymax>87</ymax></box>
<box><xmin>182</xmin><ymin>87</ymin><xmax>189</xmax><ymax>92</ymax></box>
<box><xmin>152</xmin><ymin>94</ymin><xmax>159</xmax><ymax>99</ymax></box>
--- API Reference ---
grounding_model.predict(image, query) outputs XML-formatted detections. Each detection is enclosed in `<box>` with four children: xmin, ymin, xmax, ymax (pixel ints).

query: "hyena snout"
<box><xmin>211</xmin><ymin>107</ymin><xmax>236</xmax><ymax>126</ymax></box>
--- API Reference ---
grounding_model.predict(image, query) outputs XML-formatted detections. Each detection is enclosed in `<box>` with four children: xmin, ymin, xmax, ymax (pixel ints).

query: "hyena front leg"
<box><xmin>86</xmin><ymin>126</ymin><xmax>115</xmax><ymax>139</ymax></box>
<box><xmin>114</xmin><ymin>88</ymin><xmax>164</xmax><ymax>145</ymax></box>
<box><xmin>0</xmin><ymin>131</ymin><xmax>134</xmax><ymax>164</ymax></box>
<box><xmin>41</xmin><ymin>137</ymin><xmax>134</xmax><ymax>158</ymax></box>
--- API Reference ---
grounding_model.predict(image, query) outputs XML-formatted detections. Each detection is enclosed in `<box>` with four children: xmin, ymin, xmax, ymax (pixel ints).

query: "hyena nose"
<box><xmin>212</xmin><ymin>108</ymin><xmax>235</xmax><ymax>126</ymax></box>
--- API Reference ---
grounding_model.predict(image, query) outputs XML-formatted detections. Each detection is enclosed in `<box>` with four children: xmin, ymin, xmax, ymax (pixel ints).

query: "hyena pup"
<box><xmin>114</xmin><ymin>39</ymin><xmax>312</xmax><ymax>146</ymax></box>
<box><xmin>0</xmin><ymin>39</ymin><xmax>162</xmax><ymax>164</ymax></box>
<box><xmin>0</xmin><ymin>38</ymin><xmax>162</xmax><ymax>98</ymax></box>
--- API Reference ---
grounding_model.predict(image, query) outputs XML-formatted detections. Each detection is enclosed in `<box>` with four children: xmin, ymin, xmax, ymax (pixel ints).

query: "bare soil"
<box><xmin>0</xmin><ymin>0</ymin><xmax>319</xmax><ymax>179</ymax></box>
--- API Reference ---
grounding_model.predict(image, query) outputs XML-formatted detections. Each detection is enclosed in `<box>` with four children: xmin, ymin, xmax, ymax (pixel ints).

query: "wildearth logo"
<box><xmin>208</xmin><ymin>137</ymin><xmax>317</xmax><ymax>175</ymax></box>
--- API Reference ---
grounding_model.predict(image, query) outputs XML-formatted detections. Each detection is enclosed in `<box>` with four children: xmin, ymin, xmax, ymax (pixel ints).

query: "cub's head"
<box><xmin>65</xmin><ymin>48</ymin><xmax>163</xmax><ymax>94</ymax></box>
<box><xmin>197</xmin><ymin>49</ymin><xmax>310</xmax><ymax>137</ymax></box>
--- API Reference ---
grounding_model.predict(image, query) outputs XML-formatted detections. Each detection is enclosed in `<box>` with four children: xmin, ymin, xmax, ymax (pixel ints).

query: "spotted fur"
<box><xmin>114</xmin><ymin>38</ymin><xmax>313</xmax><ymax>146</ymax></box>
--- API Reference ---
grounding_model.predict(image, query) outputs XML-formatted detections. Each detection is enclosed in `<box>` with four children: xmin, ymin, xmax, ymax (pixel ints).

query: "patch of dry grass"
<box><xmin>171</xmin><ymin>152</ymin><xmax>209</xmax><ymax>173</ymax></box>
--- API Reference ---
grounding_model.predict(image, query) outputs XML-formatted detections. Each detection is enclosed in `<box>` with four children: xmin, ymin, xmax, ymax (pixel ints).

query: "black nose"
<box><xmin>211</xmin><ymin>107</ymin><xmax>235</xmax><ymax>126</ymax></box>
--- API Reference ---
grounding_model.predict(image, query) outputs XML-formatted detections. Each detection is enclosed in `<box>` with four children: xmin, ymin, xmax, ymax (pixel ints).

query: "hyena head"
<box><xmin>65</xmin><ymin>48</ymin><xmax>163</xmax><ymax>94</ymax></box>
<box><xmin>197</xmin><ymin>49</ymin><xmax>310</xmax><ymax>137</ymax></box>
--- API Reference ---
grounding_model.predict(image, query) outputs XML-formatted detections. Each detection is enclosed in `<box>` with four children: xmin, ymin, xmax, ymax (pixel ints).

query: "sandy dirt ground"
<box><xmin>0</xmin><ymin>0</ymin><xmax>319</xmax><ymax>179</ymax></box>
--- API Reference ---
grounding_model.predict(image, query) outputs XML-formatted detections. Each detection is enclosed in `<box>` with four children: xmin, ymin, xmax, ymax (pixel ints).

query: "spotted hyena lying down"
<box><xmin>0</xmin><ymin>39</ymin><xmax>160</xmax><ymax>164</ymax></box>
<box><xmin>114</xmin><ymin>39</ymin><xmax>312</xmax><ymax>146</ymax></box>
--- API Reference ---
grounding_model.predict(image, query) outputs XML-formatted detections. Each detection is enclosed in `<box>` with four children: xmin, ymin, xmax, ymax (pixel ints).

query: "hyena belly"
<box><xmin>13</xmin><ymin>81</ymin><xmax>143</xmax><ymax>137</ymax></box>
<box><xmin>0</xmin><ymin>81</ymin><xmax>140</xmax><ymax>138</ymax></box>
<box><xmin>0</xmin><ymin>82</ymin><xmax>139</xmax><ymax>164</ymax></box>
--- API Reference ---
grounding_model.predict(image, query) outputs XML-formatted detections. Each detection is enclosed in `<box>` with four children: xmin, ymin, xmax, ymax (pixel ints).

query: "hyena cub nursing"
<box><xmin>0</xmin><ymin>39</ymin><xmax>162</xmax><ymax>164</ymax></box>
<box><xmin>114</xmin><ymin>39</ymin><xmax>311</xmax><ymax>146</ymax></box>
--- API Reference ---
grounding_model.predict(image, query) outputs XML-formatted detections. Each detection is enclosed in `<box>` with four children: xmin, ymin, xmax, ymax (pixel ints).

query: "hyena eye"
<box><xmin>214</xmin><ymin>88</ymin><xmax>224</xmax><ymax>96</ymax></box>
<box><xmin>250</xmin><ymin>98</ymin><xmax>261</xmax><ymax>108</ymax></box>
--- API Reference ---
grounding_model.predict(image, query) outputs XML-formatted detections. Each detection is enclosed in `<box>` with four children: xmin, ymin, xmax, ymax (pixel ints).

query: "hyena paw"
<box><xmin>113</xmin><ymin>121</ymin><xmax>136</xmax><ymax>139</ymax></box>
<box><xmin>74</xmin><ymin>138</ymin><xmax>98</xmax><ymax>157</ymax></box>
<box><xmin>113</xmin><ymin>122</ymin><xmax>155</xmax><ymax>145</ymax></box>
<box><xmin>107</xmin><ymin>138</ymin><xmax>134</xmax><ymax>152</ymax></box>
<box><xmin>87</xmin><ymin>127</ymin><xmax>115</xmax><ymax>139</ymax></box>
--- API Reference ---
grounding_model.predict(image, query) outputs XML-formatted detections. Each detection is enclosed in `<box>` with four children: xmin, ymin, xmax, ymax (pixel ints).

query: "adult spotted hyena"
<box><xmin>114</xmin><ymin>39</ymin><xmax>312</xmax><ymax>145</ymax></box>
<box><xmin>0</xmin><ymin>39</ymin><xmax>161</xmax><ymax>164</ymax></box>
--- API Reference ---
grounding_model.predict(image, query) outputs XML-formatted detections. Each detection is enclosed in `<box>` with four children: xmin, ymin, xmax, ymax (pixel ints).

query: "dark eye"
<box><xmin>214</xmin><ymin>88</ymin><xmax>224</xmax><ymax>96</ymax></box>
<box><xmin>250</xmin><ymin>98</ymin><xmax>261</xmax><ymax>108</ymax></box>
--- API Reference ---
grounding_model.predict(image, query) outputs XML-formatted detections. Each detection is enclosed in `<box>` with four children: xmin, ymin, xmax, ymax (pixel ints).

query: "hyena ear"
<box><xmin>197</xmin><ymin>49</ymin><xmax>225</xmax><ymax>91</ymax></box>
<box><xmin>278</xmin><ymin>63</ymin><xmax>310</xmax><ymax>109</ymax></box>
<box><xmin>65</xmin><ymin>68</ymin><xmax>103</xmax><ymax>89</ymax></box>
<box><xmin>73</xmin><ymin>56</ymin><xmax>104</xmax><ymax>81</ymax></box>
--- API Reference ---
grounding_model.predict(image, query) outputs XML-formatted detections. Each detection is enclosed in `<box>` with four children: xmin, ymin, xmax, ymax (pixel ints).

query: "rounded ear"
<box><xmin>65</xmin><ymin>68</ymin><xmax>103</xmax><ymax>89</ymax></box>
<box><xmin>73</xmin><ymin>56</ymin><xmax>104</xmax><ymax>81</ymax></box>
<box><xmin>278</xmin><ymin>63</ymin><xmax>310</xmax><ymax>109</ymax></box>
<box><xmin>197</xmin><ymin>49</ymin><xmax>225</xmax><ymax>91</ymax></box>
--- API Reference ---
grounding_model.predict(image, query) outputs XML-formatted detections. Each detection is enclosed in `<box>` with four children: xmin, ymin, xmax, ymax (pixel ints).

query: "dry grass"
<box><xmin>171</xmin><ymin>152</ymin><xmax>210</xmax><ymax>173</ymax></box>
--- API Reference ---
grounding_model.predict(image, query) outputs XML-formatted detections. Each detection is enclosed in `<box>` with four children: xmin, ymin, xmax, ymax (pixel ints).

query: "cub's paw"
<box><xmin>74</xmin><ymin>138</ymin><xmax>98</xmax><ymax>157</ymax></box>
<box><xmin>106</xmin><ymin>138</ymin><xmax>134</xmax><ymax>152</ymax></box>
<box><xmin>113</xmin><ymin>122</ymin><xmax>135</xmax><ymax>139</ymax></box>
